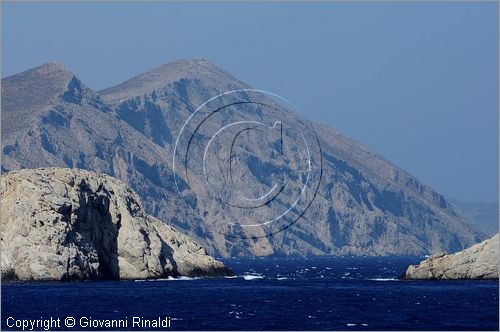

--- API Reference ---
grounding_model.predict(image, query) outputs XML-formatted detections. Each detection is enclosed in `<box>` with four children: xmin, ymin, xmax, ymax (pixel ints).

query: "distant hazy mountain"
<box><xmin>450</xmin><ymin>200</ymin><xmax>498</xmax><ymax>238</ymax></box>
<box><xmin>1</xmin><ymin>59</ymin><xmax>484</xmax><ymax>257</ymax></box>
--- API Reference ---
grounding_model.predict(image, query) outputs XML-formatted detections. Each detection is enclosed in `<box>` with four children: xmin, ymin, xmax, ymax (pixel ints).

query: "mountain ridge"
<box><xmin>99</xmin><ymin>58</ymin><xmax>459</xmax><ymax>215</ymax></box>
<box><xmin>99</xmin><ymin>58</ymin><xmax>248</xmax><ymax>105</ymax></box>
<box><xmin>1</xmin><ymin>58</ymin><xmax>484</xmax><ymax>257</ymax></box>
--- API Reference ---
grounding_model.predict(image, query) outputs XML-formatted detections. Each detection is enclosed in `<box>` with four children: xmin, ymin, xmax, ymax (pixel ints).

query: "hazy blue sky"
<box><xmin>2</xmin><ymin>2</ymin><xmax>498</xmax><ymax>202</ymax></box>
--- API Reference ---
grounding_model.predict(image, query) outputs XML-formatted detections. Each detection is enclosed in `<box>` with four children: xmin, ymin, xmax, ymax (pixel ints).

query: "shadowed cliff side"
<box><xmin>1</xmin><ymin>168</ymin><xmax>232</xmax><ymax>281</ymax></box>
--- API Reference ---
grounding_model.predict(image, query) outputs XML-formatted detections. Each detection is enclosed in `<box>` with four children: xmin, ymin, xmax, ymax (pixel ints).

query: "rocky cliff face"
<box><xmin>1</xmin><ymin>168</ymin><xmax>232</xmax><ymax>281</ymax></box>
<box><xmin>402</xmin><ymin>234</ymin><xmax>499</xmax><ymax>280</ymax></box>
<box><xmin>1</xmin><ymin>59</ymin><xmax>484</xmax><ymax>257</ymax></box>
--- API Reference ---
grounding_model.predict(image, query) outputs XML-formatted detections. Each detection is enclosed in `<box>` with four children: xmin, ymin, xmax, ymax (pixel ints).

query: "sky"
<box><xmin>2</xmin><ymin>2</ymin><xmax>498</xmax><ymax>203</ymax></box>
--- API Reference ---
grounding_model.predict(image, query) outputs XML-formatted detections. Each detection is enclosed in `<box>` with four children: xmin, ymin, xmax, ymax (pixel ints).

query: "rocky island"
<box><xmin>402</xmin><ymin>234</ymin><xmax>498</xmax><ymax>280</ymax></box>
<box><xmin>1</xmin><ymin>168</ymin><xmax>232</xmax><ymax>281</ymax></box>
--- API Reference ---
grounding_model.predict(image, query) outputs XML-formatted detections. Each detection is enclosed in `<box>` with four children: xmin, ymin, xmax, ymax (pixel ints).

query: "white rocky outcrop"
<box><xmin>402</xmin><ymin>234</ymin><xmax>499</xmax><ymax>280</ymax></box>
<box><xmin>1</xmin><ymin>168</ymin><xmax>232</xmax><ymax>281</ymax></box>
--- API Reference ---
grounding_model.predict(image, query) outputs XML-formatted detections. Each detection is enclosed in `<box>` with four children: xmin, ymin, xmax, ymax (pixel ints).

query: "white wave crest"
<box><xmin>242</xmin><ymin>274</ymin><xmax>264</xmax><ymax>280</ymax></box>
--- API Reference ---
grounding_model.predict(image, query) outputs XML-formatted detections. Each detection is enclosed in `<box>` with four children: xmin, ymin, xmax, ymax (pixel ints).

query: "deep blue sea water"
<box><xmin>2</xmin><ymin>257</ymin><xmax>498</xmax><ymax>330</ymax></box>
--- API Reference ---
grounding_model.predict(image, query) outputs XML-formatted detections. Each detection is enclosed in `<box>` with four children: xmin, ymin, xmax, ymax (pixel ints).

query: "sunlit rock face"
<box><xmin>1</xmin><ymin>168</ymin><xmax>232</xmax><ymax>281</ymax></box>
<box><xmin>403</xmin><ymin>234</ymin><xmax>499</xmax><ymax>280</ymax></box>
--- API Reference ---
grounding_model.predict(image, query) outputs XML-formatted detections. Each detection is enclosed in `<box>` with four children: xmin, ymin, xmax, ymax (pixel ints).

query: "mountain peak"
<box><xmin>165</xmin><ymin>57</ymin><xmax>217</xmax><ymax>69</ymax></box>
<box><xmin>37</xmin><ymin>61</ymin><xmax>72</xmax><ymax>74</ymax></box>
<box><xmin>99</xmin><ymin>57</ymin><xmax>246</xmax><ymax>104</ymax></box>
<box><xmin>1</xmin><ymin>62</ymin><xmax>96</xmax><ymax>140</ymax></box>
<box><xmin>3</xmin><ymin>61</ymin><xmax>75</xmax><ymax>89</ymax></box>
<box><xmin>152</xmin><ymin>57</ymin><xmax>217</xmax><ymax>70</ymax></box>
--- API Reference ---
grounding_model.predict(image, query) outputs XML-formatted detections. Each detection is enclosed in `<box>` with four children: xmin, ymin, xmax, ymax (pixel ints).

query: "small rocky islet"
<box><xmin>401</xmin><ymin>234</ymin><xmax>498</xmax><ymax>280</ymax></box>
<box><xmin>1</xmin><ymin>167</ymin><xmax>233</xmax><ymax>281</ymax></box>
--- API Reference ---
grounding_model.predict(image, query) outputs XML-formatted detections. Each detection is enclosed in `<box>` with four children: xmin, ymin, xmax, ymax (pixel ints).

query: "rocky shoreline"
<box><xmin>401</xmin><ymin>234</ymin><xmax>498</xmax><ymax>280</ymax></box>
<box><xmin>1</xmin><ymin>168</ymin><xmax>233</xmax><ymax>281</ymax></box>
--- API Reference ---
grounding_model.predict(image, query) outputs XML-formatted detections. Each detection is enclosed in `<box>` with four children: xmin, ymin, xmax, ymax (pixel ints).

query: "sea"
<box><xmin>2</xmin><ymin>257</ymin><xmax>498</xmax><ymax>330</ymax></box>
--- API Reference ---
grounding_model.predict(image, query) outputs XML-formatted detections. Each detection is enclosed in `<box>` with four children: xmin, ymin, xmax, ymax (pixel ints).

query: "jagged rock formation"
<box><xmin>1</xmin><ymin>168</ymin><xmax>232</xmax><ymax>281</ymax></box>
<box><xmin>402</xmin><ymin>234</ymin><xmax>499</xmax><ymax>280</ymax></box>
<box><xmin>1</xmin><ymin>59</ymin><xmax>484</xmax><ymax>257</ymax></box>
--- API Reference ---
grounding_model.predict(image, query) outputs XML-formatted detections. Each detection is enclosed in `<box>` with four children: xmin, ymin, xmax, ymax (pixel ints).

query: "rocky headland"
<box><xmin>402</xmin><ymin>234</ymin><xmax>499</xmax><ymax>280</ymax></box>
<box><xmin>1</xmin><ymin>168</ymin><xmax>232</xmax><ymax>281</ymax></box>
